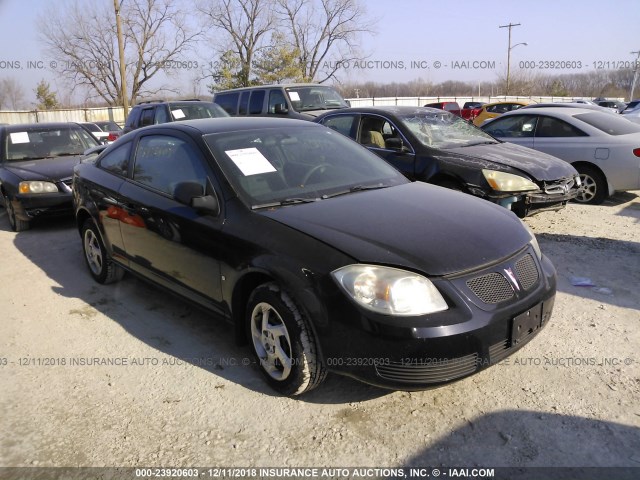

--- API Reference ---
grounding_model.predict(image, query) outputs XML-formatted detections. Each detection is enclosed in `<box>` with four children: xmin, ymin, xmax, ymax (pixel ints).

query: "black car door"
<box><xmin>118</xmin><ymin>131</ymin><xmax>225</xmax><ymax>314</ymax></box>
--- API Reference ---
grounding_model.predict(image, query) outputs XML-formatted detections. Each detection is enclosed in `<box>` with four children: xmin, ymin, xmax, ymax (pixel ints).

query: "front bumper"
<box><xmin>316</xmin><ymin>246</ymin><xmax>556</xmax><ymax>390</ymax></box>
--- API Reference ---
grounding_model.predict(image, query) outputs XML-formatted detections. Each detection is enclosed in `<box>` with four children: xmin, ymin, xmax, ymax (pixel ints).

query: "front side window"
<box><xmin>268</xmin><ymin>90</ymin><xmax>287</xmax><ymax>114</ymax></box>
<box><xmin>483</xmin><ymin>115</ymin><xmax>538</xmax><ymax>138</ymax></box>
<box><xmin>133</xmin><ymin>135</ymin><xmax>208</xmax><ymax>195</ymax></box>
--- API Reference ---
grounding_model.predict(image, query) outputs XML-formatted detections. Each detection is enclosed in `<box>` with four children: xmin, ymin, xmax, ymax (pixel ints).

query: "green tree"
<box><xmin>252</xmin><ymin>33</ymin><xmax>303</xmax><ymax>84</ymax></box>
<box><xmin>35</xmin><ymin>80</ymin><xmax>59</xmax><ymax>110</ymax></box>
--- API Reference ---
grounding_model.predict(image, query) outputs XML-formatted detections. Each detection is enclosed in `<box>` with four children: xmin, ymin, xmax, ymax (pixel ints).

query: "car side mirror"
<box><xmin>173</xmin><ymin>181</ymin><xmax>220</xmax><ymax>215</ymax></box>
<box><xmin>385</xmin><ymin>137</ymin><xmax>407</xmax><ymax>152</ymax></box>
<box><xmin>274</xmin><ymin>103</ymin><xmax>288</xmax><ymax>114</ymax></box>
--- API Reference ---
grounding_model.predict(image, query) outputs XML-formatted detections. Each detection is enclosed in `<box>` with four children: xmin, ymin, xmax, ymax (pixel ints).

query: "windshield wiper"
<box><xmin>460</xmin><ymin>141</ymin><xmax>498</xmax><ymax>147</ymax></box>
<box><xmin>252</xmin><ymin>197</ymin><xmax>319</xmax><ymax>210</ymax></box>
<box><xmin>321</xmin><ymin>183</ymin><xmax>391</xmax><ymax>199</ymax></box>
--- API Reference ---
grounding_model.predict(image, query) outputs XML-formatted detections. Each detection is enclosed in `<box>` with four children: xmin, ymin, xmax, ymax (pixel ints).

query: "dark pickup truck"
<box><xmin>423</xmin><ymin>101</ymin><xmax>485</xmax><ymax>121</ymax></box>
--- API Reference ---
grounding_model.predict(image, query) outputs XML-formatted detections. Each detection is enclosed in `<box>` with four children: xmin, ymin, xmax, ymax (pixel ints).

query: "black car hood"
<box><xmin>3</xmin><ymin>155</ymin><xmax>82</xmax><ymax>181</ymax></box>
<box><xmin>445</xmin><ymin>141</ymin><xmax>576</xmax><ymax>181</ymax></box>
<box><xmin>261</xmin><ymin>183</ymin><xmax>531</xmax><ymax>276</ymax></box>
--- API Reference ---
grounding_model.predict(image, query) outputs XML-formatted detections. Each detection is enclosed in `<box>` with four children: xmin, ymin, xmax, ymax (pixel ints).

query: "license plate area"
<box><xmin>511</xmin><ymin>303</ymin><xmax>543</xmax><ymax>346</ymax></box>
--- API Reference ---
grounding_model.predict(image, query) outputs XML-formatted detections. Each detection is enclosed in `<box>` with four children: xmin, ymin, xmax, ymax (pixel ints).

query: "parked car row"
<box><xmin>2</xmin><ymin>86</ymin><xmax>636</xmax><ymax>396</ymax></box>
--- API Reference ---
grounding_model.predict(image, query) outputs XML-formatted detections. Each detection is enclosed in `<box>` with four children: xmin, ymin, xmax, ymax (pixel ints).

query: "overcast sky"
<box><xmin>1</xmin><ymin>0</ymin><xmax>639</xmax><ymax>104</ymax></box>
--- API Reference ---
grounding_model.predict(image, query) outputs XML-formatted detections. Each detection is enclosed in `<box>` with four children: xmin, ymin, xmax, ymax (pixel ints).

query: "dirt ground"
<box><xmin>0</xmin><ymin>192</ymin><xmax>638</xmax><ymax>472</ymax></box>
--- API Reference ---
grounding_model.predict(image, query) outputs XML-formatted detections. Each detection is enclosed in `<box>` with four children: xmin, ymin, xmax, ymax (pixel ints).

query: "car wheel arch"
<box><xmin>230</xmin><ymin>269</ymin><xmax>327</xmax><ymax>363</ymax></box>
<box><xmin>571</xmin><ymin>161</ymin><xmax>609</xmax><ymax>204</ymax></box>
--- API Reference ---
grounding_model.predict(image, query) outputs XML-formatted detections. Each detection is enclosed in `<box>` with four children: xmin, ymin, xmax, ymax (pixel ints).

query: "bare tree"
<box><xmin>38</xmin><ymin>0</ymin><xmax>201</xmax><ymax>105</ymax></box>
<box><xmin>0</xmin><ymin>78</ymin><xmax>26</xmax><ymax>110</ymax></box>
<box><xmin>198</xmin><ymin>0</ymin><xmax>276</xmax><ymax>88</ymax></box>
<box><xmin>276</xmin><ymin>0</ymin><xmax>376</xmax><ymax>83</ymax></box>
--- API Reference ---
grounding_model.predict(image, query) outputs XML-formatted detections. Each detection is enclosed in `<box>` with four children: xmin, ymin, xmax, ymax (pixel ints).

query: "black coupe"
<box><xmin>73</xmin><ymin>118</ymin><xmax>556</xmax><ymax>396</ymax></box>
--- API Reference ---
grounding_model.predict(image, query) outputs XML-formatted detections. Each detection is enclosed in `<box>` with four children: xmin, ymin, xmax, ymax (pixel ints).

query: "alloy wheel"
<box><xmin>250</xmin><ymin>302</ymin><xmax>293</xmax><ymax>381</ymax></box>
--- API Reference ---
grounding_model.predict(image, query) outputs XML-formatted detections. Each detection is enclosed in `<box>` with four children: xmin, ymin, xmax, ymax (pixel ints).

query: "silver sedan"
<box><xmin>481</xmin><ymin>107</ymin><xmax>640</xmax><ymax>204</ymax></box>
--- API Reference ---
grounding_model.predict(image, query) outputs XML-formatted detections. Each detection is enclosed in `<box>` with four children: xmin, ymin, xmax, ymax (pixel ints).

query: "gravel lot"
<box><xmin>0</xmin><ymin>193</ymin><xmax>639</xmax><ymax>472</ymax></box>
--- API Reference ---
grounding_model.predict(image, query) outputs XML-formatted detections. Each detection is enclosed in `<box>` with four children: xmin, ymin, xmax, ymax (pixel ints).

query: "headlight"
<box><xmin>19</xmin><ymin>181</ymin><xmax>59</xmax><ymax>194</ymax></box>
<box><xmin>483</xmin><ymin>169</ymin><xmax>538</xmax><ymax>192</ymax></box>
<box><xmin>332</xmin><ymin>265</ymin><xmax>448</xmax><ymax>316</ymax></box>
<box><xmin>522</xmin><ymin>222</ymin><xmax>542</xmax><ymax>260</ymax></box>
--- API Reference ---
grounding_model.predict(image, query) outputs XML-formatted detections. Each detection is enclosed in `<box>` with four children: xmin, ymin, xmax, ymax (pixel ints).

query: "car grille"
<box><xmin>515</xmin><ymin>254</ymin><xmax>538</xmax><ymax>290</ymax></box>
<box><xmin>465</xmin><ymin>253</ymin><xmax>540</xmax><ymax>304</ymax></box>
<box><xmin>466</xmin><ymin>272</ymin><xmax>514</xmax><ymax>304</ymax></box>
<box><xmin>543</xmin><ymin>177</ymin><xmax>576</xmax><ymax>195</ymax></box>
<box><xmin>375</xmin><ymin>353</ymin><xmax>479</xmax><ymax>384</ymax></box>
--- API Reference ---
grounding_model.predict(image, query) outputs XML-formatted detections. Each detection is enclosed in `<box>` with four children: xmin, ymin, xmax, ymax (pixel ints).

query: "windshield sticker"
<box><xmin>9</xmin><ymin>132</ymin><xmax>30</xmax><ymax>144</ymax></box>
<box><xmin>225</xmin><ymin>148</ymin><xmax>277</xmax><ymax>176</ymax></box>
<box><xmin>171</xmin><ymin>109</ymin><xmax>186</xmax><ymax>119</ymax></box>
<box><xmin>288</xmin><ymin>91</ymin><xmax>301</xmax><ymax>102</ymax></box>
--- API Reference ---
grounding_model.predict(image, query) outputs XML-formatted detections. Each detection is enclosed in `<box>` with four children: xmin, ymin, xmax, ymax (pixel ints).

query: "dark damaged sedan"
<box><xmin>315</xmin><ymin>106</ymin><xmax>581</xmax><ymax>217</ymax></box>
<box><xmin>0</xmin><ymin>122</ymin><xmax>100</xmax><ymax>231</ymax></box>
<box><xmin>73</xmin><ymin>118</ymin><xmax>556</xmax><ymax>396</ymax></box>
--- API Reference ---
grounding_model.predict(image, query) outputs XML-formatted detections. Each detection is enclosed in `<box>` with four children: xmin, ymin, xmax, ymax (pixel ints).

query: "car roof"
<box><xmin>317</xmin><ymin>106</ymin><xmax>443</xmax><ymax>116</ymax></box>
<box><xmin>133</xmin><ymin>117</ymin><xmax>325</xmax><ymax>135</ymax></box>
<box><xmin>482</xmin><ymin>100</ymin><xmax>532</xmax><ymax>107</ymax></box>
<box><xmin>498</xmin><ymin>107</ymin><xmax>602</xmax><ymax>117</ymax></box>
<box><xmin>214</xmin><ymin>83</ymin><xmax>335</xmax><ymax>94</ymax></box>
<box><xmin>0</xmin><ymin>122</ymin><xmax>85</xmax><ymax>132</ymax></box>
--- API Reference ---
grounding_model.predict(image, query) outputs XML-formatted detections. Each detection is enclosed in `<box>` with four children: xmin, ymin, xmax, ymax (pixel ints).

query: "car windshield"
<box><xmin>204</xmin><ymin>125</ymin><xmax>407</xmax><ymax>208</ymax></box>
<box><xmin>4</xmin><ymin>126</ymin><xmax>100</xmax><ymax>161</ymax></box>
<box><xmin>169</xmin><ymin>103</ymin><xmax>229</xmax><ymax>121</ymax></box>
<box><xmin>398</xmin><ymin>111</ymin><xmax>498</xmax><ymax>149</ymax></box>
<box><xmin>574</xmin><ymin>112</ymin><xmax>640</xmax><ymax>136</ymax></box>
<box><xmin>285</xmin><ymin>86</ymin><xmax>349</xmax><ymax>112</ymax></box>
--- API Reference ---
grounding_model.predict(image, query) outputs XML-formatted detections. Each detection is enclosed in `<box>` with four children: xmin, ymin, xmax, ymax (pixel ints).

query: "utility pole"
<box><xmin>499</xmin><ymin>23</ymin><xmax>521</xmax><ymax>96</ymax></box>
<box><xmin>114</xmin><ymin>0</ymin><xmax>129</xmax><ymax>116</ymax></box>
<box><xmin>630</xmin><ymin>50</ymin><xmax>640</xmax><ymax>101</ymax></box>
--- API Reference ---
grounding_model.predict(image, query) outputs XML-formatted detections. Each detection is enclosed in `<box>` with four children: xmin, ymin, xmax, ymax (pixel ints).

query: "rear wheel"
<box><xmin>574</xmin><ymin>165</ymin><xmax>607</xmax><ymax>204</ymax></box>
<box><xmin>247</xmin><ymin>283</ymin><xmax>326</xmax><ymax>396</ymax></box>
<box><xmin>81</xmin><ymin>219</ymin><xmax>124</xmax><ymax>284</ymax></box>
<box><xmin>3</xmin><ymin>194</ymin><xmax>30</xmax><ymax>232</ymax></box>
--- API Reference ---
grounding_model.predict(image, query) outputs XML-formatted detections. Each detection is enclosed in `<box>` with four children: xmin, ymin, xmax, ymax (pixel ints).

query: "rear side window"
<box><xmin>238</xmin><ymin>91</ymin><xmax>250</xmax><ymax>115</ymax></box>
<box><xmin>249</xmin><ymin>90</ymin><xmax>265</xmax><ymax>115</ymax></box>
<box><xmin>320</xmin><ymin>115</ymin><xmax>357</xmax><ymax>138</ymax></box>
<box><xmin>98</xmin><ymin>142</ymin><xmax>131</xmax><ymax>176</ymax></box>
<box><xmin>214</xmin><ymin>92</ymin><xmax>239</xmax><ymax>115</ymax></box>
<box><xmin>536</xmin><ymin>117</ymin><xmax>587</xmax><ymax>137</ymax></box>
<box><xmin>140</xmin><ymin>109</ymin><xmax>155</xmax><ymax>127</ymax></box>
<box><xmin>125</xmin><ymin>108</ymin><xmax>141</xmax><ymax>128</ymax></box>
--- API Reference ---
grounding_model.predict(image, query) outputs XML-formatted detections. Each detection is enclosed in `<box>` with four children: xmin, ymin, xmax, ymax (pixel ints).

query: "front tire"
<box><xmin>247</xmin><ymin>283</ymin><xmax>327</xmax><ymax>396</ymax></box>
<box><xmin>574</xmin><ymin>165</ymin><xmax>607</xmax><ymax>204</ymax></box>
<box><xmin>3</xmin><ymin>194</ymin><xmax>30</xmax><ymax>232</ymax></box>
<box><xmin>81</xmin><ymin>219</ymin><xmax>124</xmax><ymax>284</ymax></box>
